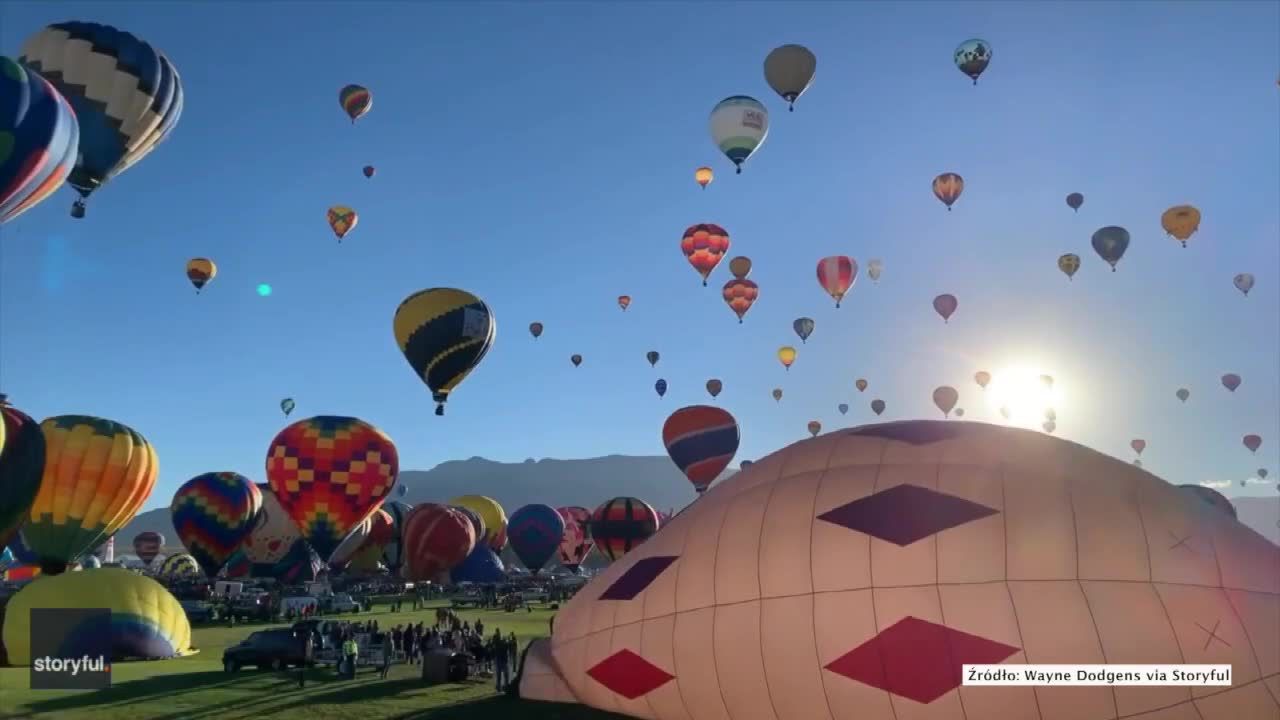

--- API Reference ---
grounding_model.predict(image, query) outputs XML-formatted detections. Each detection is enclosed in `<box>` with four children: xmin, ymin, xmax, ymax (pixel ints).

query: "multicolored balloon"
<box><xmin>763</xmin><ymin>44</ymin><xmax>817</xmax><ymax>111</ymax></box>
<box><xmin>1066</xmin><ymin>193</ymin><xmax>1084</xmax><ymax>212</ymax></box>
<box><xmin>793</xmin><ymin>317</ymin><xmax>815</xmax><ymax>343</ymax></box>
<box><xmin>954</xmin><ymin>39</ymin><xmax>992</xmax><ymax>84</ymax></box>
<box><xmin>1058</xmin><ymin>253</ymin><xmax>1080</xmax><ymax>281</ymax></box>
<box><xmin>240</xmin><ymin>484</ymin><xmax>303</xmax><ymax>572</ymax></box>
<box><xmin>1161</xmin><ymin>205</ymin><xmax>1201</xmax><ymax>247</ymax></box>
<box><xmin>694</xmin><ymin>166</ymin><xmax>713</xmax><ymax>189</ymax></box>
<box><xmin>932</xmin><ymin>172</ymin><xmax>964</xmax><ymax>210</ymax></box>
<box><xmin>855</xmin><ymin>378</ymin><xmax>868</xmax><ymax>392</ymax></box>
<box><xmin>1091</xmin><ymin>226</ymin><xmax>1130</xmax><ymax>271</ymax></box>
<box><xmin>24</xmin><ymin>416</ymin><xmax>157</xmax><ymax>574</ymax></box>
<box><xmin>778</xmin><ymin>346</ymin><xmax>797</xmax><ymax>371</ymax></box>
<box><xmin>338</xmin><ymin>84</ymin><xmax>372</xmax><ymax>123</ymax></box>
<box><xmin>393</xmin><ymin>288</ymin><xmax>496</xmax><ymax>416</ymax></box>
<box><xmin>590</xmin><ymin>497</ymin><xmax>660</xmax><ymax>561</ymax></box>
<box><xmin>662</xmin><ymin>405</ymin><xmax>739</xmax><ymax>494</ymax></box>
<box><xmin>816</xmin><ymin>256</ymin><xmax>857</xmax><ymax>307</ymax></box>
<box><xmin>363</xmin><ymin>165</ymin><xmax>375</xmax><ymax>178</ymax></box>
<box><xmin>681</xmin><ymin>223</ymin><xmax>731</xmax><ymax>286</ymax></box>
<box><xmin>933</xmin><ymin>293</ymin><xmax>958</xmax><ymax>323</ymax></box>
<box><xmin>20</xmin><ymin>23</ymin><xmax>183</xmax><ymax>219</ymax></box>
<box><xmin>507</xmin><ymin>504</ymin><xmax>565</xmax><ymax>573</ymax></box>
<box><xmin>0</xmin><ymin>401</ymin><xmax>44</xmax><ymax>550</ymax></box>
<box><xmin>933</xmin><ymin>386</ymin><xmax>959</xmax><ymax>418</ymax></box>
<box><xmin>264</xmin><ymin>416</ymin><xmax>398</xmax><ymax>562</ymax></box>
<box><xmin>185</xmin><ymin>258</ymin><xmax>216</xmax><ymax>293</ymax></box>
<box><xmin>722</xmin><ymin>278</ymin><xmax>759</xmax><ymax>323</ymax></box>
<box><xmin>0</xmin><ymin>55</ymin><xmax>79</xmax><ymax>225</ymax></box>
<box><xmin>170</xmin><ymin>472</ymin><xmax>262</xmax><ymax>578</ymax></box>
<box><xmin>132</xmin><ymin>531</ymin><xmax>164</xmax><ymax>567</ymax></box>
<box><xmin>448</xmin><ymin>495</ymin><xmax>507</xmax><ymax>552</ymax></box>
<box><xmin>709</xmin><ymin>96</ymin><xmax>768</xmax><ymax>174</ymax></box>
<box><xmin>402</xmin><ymin>503</ymin><xmax>475</xmax><ymax>581</ymax></box>
<box><xmin>556</xmin><ymin>508</ymin><xmax>594</xmax><ymax>574</ymax></box>
<box><xmin>327</xmin><ymin>205</ymin><xmax>358</xmax><ymax>242</ymax></box>
<box><xmin>159</xmin><ymin>552</ymin><xmax>199</xmax><ymax>578</ymax></box>
<box><xmin>617</xmin><ymin>295</ymin><xmax>631</xmax><ymax>312</ymax></box>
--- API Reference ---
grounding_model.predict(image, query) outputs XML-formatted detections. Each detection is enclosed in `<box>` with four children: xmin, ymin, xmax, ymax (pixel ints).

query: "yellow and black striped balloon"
<box><xmin>393</xmin><ymin>288</ymin><xmax>496</xmax><ymax>416</ymax></box>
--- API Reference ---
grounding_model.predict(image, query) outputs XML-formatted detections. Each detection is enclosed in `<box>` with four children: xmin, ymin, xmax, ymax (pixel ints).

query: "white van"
<box><xmin>214</xmin><ymin>581</ymin><xmax>245</xmax><ymax>599</ymax></box>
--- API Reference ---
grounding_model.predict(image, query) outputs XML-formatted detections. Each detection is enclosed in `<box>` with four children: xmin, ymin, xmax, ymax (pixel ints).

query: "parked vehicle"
<box><xmin>179</xmin><ymin>599</ymin><xmax>214</xmax><ymax>623</ymax></box>
<box><xmin>230</xmin><ymin>591</ymin><xmax>274</xmax><ymax>621</ymax></box>
<box><xmin>319</xmin><ymin>593</ymin><xmax>361</xmax><ymax>613</ymax></box>
<box><xmin>222</xmin><ymin>629</ymin><xmax>308</xmax><ymax>671</ymax></box>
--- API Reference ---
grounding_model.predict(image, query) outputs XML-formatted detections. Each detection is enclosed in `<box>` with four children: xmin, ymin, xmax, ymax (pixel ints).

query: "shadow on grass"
<box><xmin>389</xmin><ymin>694</ymin><xmax>636</xmax><ymax>719</ymax></box>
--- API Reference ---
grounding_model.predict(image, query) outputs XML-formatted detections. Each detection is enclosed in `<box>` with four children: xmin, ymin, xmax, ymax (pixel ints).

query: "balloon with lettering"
<box><xmin>954</xmin><ymin>38</ymin><xmax>992</xmax><ymax>84</ymax></box>
<box><xmin>708</xmin><ymin>96</ymin><xmax>769</xmax><ymax>174</ymax></box>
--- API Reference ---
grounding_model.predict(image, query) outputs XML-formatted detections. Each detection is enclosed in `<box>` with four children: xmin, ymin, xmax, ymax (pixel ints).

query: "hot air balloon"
<box><xmin>1043</xmin><ymin>420</ymin><xmax>1057</xmax><ymax>433</ymax></box>
<box><xmin>871</xmin><ymin>399</ymin><xmax>885</xmax><ymax>416</ymax></box>
<box><xmin>807</xmin><ymin>420</ymin><xmax>822</xmax><ymax>437</ymax></box>
<box><xmin>932</xmin><ymin>173</ymin><xmax>964</xmax><ymax>211</ymax></box>
<box><xmin>556</xmin><ymin>510</ymin><xmax>594</xmax><ymax>574</ymax></box>
<box><xmin>159</xmin><ymin>552</ymin><xmax>199</xmax><ymax>578</ymax></box>
<box><xmin>1243</xmin><ymin>434</ymin><xmax>1262</xmax><ymax>454</ymax></box>
<box><xmin>722</xmin><ymin>278</ymin><xmax>759</xmax><ymax>323</ymax></box>
<box><xmin>362</xmin><ymin>165</ymin><xmax>375</xmax><ymax>178</ymax></box>
<box><xmin>449</xmin><ymin>495</ymin><xmax>508</xmax><ymax>552</ymax></box>
<box><xmin>1066</xmin><ymin>192</ymin><xmax>1084</xmax><ymax>212</ymax></box>
<box><xmin>705</xmin><ymin>379</ymin><xmax>723</xmax><ymax>398</ymax></box>
<box><xmin>1161</xmin><ymin>205</ymin><xmax>1201</xmax><ymax>247</ymax></box>
<box><xmin>589</xmin><ymin>497</ymin><xmax>659</xmax><ymax>561</ymax></box>
<box><xmin>20</xmin><ymin>23</ymin><xmax>183</xmax><ymax>219</ymax></box>
<box><xmin>393</xmin><ymin>288</ymin><xmax>496</xmax><ymax>416</ymax></box>
<box><xmin>816</xmin><ymin>256</ymin><xmax>857</xmax><ymax>307</ymax></box>
<box><xmin>1131</xmin><ymin>439</ymin><xmax>1147</xmax><ymax>455</ymax></box>
<box><xmin>327</xmin><ymin>205</ymin><xmax>358</xmax><ymax>242</ymax></box>
<box><xmin>0</xmin><ymin>55</ymin><xmax>79</xmax><ymax>225</ymax></box>
<box><xmin>184</xmin><ymin>258</ymin><xmax>216</xmax><ymax>293</ymax></box>
<box><xmin>379</xmin><ymin>499</ymin><xmax>412</xmax><ymax>572</ymax></box>
<box><xmin>838</xmin><ymin>403</ymin><xmax>849</xmax><ymax>415</ymax></box>
<box><xmin>867</xmin><ymin>259</ymin><xmax>883</xmax><ymax>283</ymax></box>
<box><xmin>396</xmin><ymin>483</ymin><xmax>407</xmax><ymax>498</ymax></box>
<box><xmin>999</xmin><ymin>406</ymin><xmax>1012</xmax><ymax>420</ymax></box>
<box><xmin>24</xmin><ymin>416</ymin><xmax>157</xmax><ymax>574</ymax></box>
<box><xmin>694</xmin><ymin>166</ymin><xmax>713</xmax><ymax>189</ymax></box>
<box><xmin>778</xmin><ymin>346</ymin><xmax>797</xmax><ymax>371</ymax></box>
<box><xmin>763</xmin><ymin>44</ymin><xmax>817</xmax><ymax>111</ymax></box>
<box><xmin>655</xmin><ymin>379</ymin><xmax>668</xmax><ymax>398</ymax></box>
<box><xmin>954</xmin><ymin>38</ymin><xmax>992</xmax><ymax>84</ymax></box>
<box><xmin>955</xmin><ymin>408</ymin><xmax>966</xmax><ymax>418</ymax></box>
<box><xmin>681</xmin><ymin>223</ymin><xmax>731</xmax><ymax>286</ymax></box>
<box><xmin>933</xmin><ymin>293</ymin><xmax>958</xmax><ymax>323</ymax></box>
<box><xmin>280</xmin><ymin>398</ymin><xmax>295</xmax><ymax>417</ymax></box>
<box><xmin>1222</xmin><ymin>373</ymin><xmax>1242</xmax><ymax>392</ymax></box>
<box><xmin>974</xmin><ymin>371</ymin><xmax>991</xmax><ymax>389</ymax></box>
<box><xmin>855</xmin><ymin>378</ymin><xmax>868</xmax><ymax>392</ymax></box>
<box><xmin>793</xmin><ymin>317</ymin><xmax>815</xmax><ymax>343</ymax></box>
<box><xmin>240</xmin><ymin>484</ymin><xmax>304</xmax><ymax>575</ymax></box>
<box><xmin>709</xmin><ymin>96</ymin><xmax>769</xmax><ymax>174</ymax></box>
<box><xmin>662</xmin><ymin>405</ymin><xmax>739</xmax><ymax>495</ymax></box>
<box><xmin>1234</xmin><ymin>273</ymin><xmax>1255</xmax><ymax>296</ymax></box>
<box><xmin>647</xmin><ymin>351</ymin><xmax>660</xmax><ymax>367</ymax></box>
<box><xmin>448</xmin><ymin>504</ymin><xmax>485</xmax><ymax>549</ymax></box>
<box><xmin>571</xmin><ymin>354</ymin><xmax>583</xmax><ymax>367</ymax></box>
<box><xmin>170</xmin><ymin>472</ymin><xmax>262</xmax><ymax>578</ymax></box>
<box><xmin>338</xmin><ymin>84</ymin><xmax>372</xmax><ymax>123</ymax></box>
<box><xmin>933</xmin><ymin>386</ymin><xmax>959</xmax><ymax>417</ymax></box>
<box><xmin>265</xmin><ymin>416</ymin><xmax>398</xmax><ymax>562</ymax></box>
<box><xmin>0</xmin><ymin>400</ymin><xmax>44</xmax><ymax>550</ymax></box>
<box><xmin>772</xmin><ymin>388</ymin><xmax>783</xmax><ymax>402</ymax></box>
<box><xmin>402</xmin><ymin>503</ymin><xmax>475</xmax><ymax>581</ymax></box>
<box><xmin>132</xmin><ymin>531</ymin><xmax>163</xmax><ymax>567</ymax></box>
<box><xmin>529</xmin><ymin>322</ymin><xmax>544</xmax><ymax>339</ymax></box>
<box><xmin>618</xmin><ymin>295</ymin><xmax>631</xmax><ymax>312</ymax></box>
<box><xmin>1176</xmin><ymin>388</ymin><xmax>1190</xmax><ymax>403</ymax></box>
<box><xmin>1058</xmin><ymin>253</ymin><xmax>1080</xmax><ymax>281</ymax></box>
<box><xmin>1258</xmin><ymin>468</ymin><xmax>1269</xmax><ymax>480</ymax></box>
<box><xmin>1091</xmin><ymin>226</ymin><xmax>1130</xmax><ymax>271</ymax></box>
<box><xmin>508</xmin><ymin>504</ymin><xmax>565</xmax><ymax>573</ymax></box>
<box><xmin>728</xmin><ymin>256</ymin><xmax>752</xmax><ymax>279</ymax></box>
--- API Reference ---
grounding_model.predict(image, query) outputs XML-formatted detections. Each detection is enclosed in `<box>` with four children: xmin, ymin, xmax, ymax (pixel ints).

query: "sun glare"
<box><xmin>985</xmin><ymin>366</ymin><xmax>1064</xmax><ymax>427</ymax></box>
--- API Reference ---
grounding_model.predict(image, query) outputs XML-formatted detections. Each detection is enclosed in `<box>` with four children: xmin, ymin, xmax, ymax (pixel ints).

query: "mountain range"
<box><xmin>116</xmin><ymin>454</ymin><xmax>1280</xmax><ymax>552</ymax></box>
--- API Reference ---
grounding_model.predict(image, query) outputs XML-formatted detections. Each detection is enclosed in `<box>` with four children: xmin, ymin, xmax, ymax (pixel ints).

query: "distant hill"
<box><xmin>115</xmin><ymin>455</ymin><xmax>1280</xmax><ymax>554</ymax></box>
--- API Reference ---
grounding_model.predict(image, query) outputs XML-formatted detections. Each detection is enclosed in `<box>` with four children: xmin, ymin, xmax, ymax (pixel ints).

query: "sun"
<box><xmin>984</xmin><ymin>365</ymin><xmax>1065</xmax><ymax>427</ymax></box>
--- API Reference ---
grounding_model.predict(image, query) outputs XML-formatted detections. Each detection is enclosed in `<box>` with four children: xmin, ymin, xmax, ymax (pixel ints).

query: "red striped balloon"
<box><xmin>816</xmin><ymin>255</ymin><xmax>857</xmax><ymax>307</ymax></box>
<box><xmin>401</xmin><ymin>503</ymin><xmax>475</xmax><ymax>581</ymax></box>
<box><xmin>589</xmin><ymin>497</ymin><xmax>660</xmax><ymax>561</ymax></box>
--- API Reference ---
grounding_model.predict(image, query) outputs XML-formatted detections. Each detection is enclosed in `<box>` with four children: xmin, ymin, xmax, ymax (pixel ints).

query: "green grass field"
<box><xmin>0</xmin><ymin>603</ymin><xmax>628</xmax><ymax>720</ymax></box>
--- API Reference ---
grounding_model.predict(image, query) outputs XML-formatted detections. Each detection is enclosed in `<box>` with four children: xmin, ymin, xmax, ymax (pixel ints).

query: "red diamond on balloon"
<box><xmin>825</xmin><ymin>616</ymin><xmax>1019</xmax><ymax>704</ymax></box>
<box><xmin>586</xmin><ymin>649</ymin><xmax>675</xmax><ymax>699</ymax></box>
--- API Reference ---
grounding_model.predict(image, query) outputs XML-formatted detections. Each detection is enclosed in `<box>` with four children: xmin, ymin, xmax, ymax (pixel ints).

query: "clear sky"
<box><xmin>1</xmin><ymin>1</ymin><xmax>1277</xmax><ymax>513</ymax></box>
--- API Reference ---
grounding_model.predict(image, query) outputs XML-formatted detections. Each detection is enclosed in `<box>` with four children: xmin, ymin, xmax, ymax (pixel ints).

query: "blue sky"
<box><xmin>1</xmin><ymin>1</ymin><xmax>1277</xmax><ymax>512</ymax></box>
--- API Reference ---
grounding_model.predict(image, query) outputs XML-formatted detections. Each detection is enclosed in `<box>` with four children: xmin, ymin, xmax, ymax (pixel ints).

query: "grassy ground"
<box><xmin>0</xmin><ymin>602</ymin><xmax>628</xmax><ymax>720</ymax></box>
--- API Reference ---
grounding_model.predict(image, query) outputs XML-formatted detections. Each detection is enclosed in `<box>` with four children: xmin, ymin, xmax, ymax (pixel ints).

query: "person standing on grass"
<box><xmin>492</xmin><ymin>630</ymin><xmax>509</xmax><ymax>691</ymax></box>
<box><xmin>508</xmin><ymin>632</ymin><xmax>518</xmax><ymax>669</ymax></box>
<box><xmin>379</xmin><ymin>637</ymin><xmax>392</xmax><ymax>679</ymax></box>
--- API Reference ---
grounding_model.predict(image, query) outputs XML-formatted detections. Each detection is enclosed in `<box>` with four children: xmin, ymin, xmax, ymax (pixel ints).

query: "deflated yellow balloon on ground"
<box><xmin>3</xmin><ymin>568</ymin><xmax>194</xmax><ymax>664</ymax></box>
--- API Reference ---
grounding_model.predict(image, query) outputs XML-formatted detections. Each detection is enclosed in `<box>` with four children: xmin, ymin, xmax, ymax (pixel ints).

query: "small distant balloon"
<box><xmin>870</xmin><ymin>399</ymin><xmax>885</xmax><ymax>416</ymax></box>
<box><xmin>816</xmin><ymin>256</ymin><xmax>857</xmax><ymax>307</ymax></box>
<box><xmin>529</xmin><ymin>322</ymin><xmax>544</xmax><ymax>339</ymax></box>
<box><xmin>327</xmin><ymin>205</ymin><xmax>358</xmax><ymax>242</ymax></box>
<box><xmin>1066</xmin><ymin>193</ymin><xmax>1084</xmax><ymax>212</ymax></box>
<box><xmin>1131</xmin><ymin>439</ymin><xmax>1147</xmax><ymax>456</ymax></box>
<box><xmin>954</xmin><ymin>39</ymin><xmax>992</xmax><ymax>85</ymax></box>
<box><xmin>1039</xmin><ymin>375</ymin><xmax>1054</xmax><ymax>390</ymax></box>
<box><xmin>855</xmin><ymin>378</ymin><xmax>868</xmax><ymax>393</ymax></box>
<box><xmin>1243</xmin><ymin>434</ymin><xmax>1263</xmax><ymax>454</ymax></box>
<box><xmin>655</xmin><ymin>379</ymin><xmax>667</xmax><ymax>398</ymax></box>
<box><xmin>1058</xmin><ymin>253</ymin><xmax>1080</xmax><ymax>281</ymax></box>
<box><xmin>280</xmin><ymin>398</ymin><xmax>295</xmax><ymax>417</ymax></box>
<box><xmin>617</xmin><ymin>295</ymin><xmax>631</xmax><ymax>312</ymax></box>
<box><xmin>1161</xmin><ymin>205</ymin><xmax>1201</xmax><ymax>247</ymax></box>
<box><xmin>646</xmin><ymin>351</ymin><xmax>660</xmax><ymax>367</ymax></box>
<box><xmin>933</xmin><ymin>293</ymin><xmax>958</xmax><ymax>323</ymax></box>
<box><xmin>1044</xmin><ymin>408</ymin><xmax>1057</xmax><ymax>422</ymax></box>
<box><xmin>955</xmin><ymin>408</ymin><xmax>965</xmax><ymax>418</ymax></box>
<box><xmin>1175</xmin><ymin>388</ymin><xmax>1190</xmax><ymax>403</ymax></box>
<box><xmin>932</xmin><ymin>386</ymin><xmax>959</xmax><ymax>418</ymax></box>
<box><xmin>932</xmin><ymin>173</ymin><xmax>964</xmax><ymax>211</ymax></box>
<box><xmin>807</xmin><ymin>420</ymin><xmax>821</xmax><ymax>437</ymax></box>
<box><xmin>257</xmin><ymin>284</ymin><xmax>272</xmax><ymax>297</ymax></box>
<box><xmin>1222</xmin><ymin>373</ymin><xmax>1242</xmax><ymax>392</ymax></box>
<box><xmin>694</xmin><ymin>166</ymin><xmax>713</xmax><ymax>189</ymax></box>
<box><xmin>705</xmin><ymin>379</ymin><xmax>723</xmax><ymax>398</ymax></box>
<box><xmin>974</xmin><ymin>371</ymin><xmax>991</xmax><ymax>389</ymax></box>
<box><xmin>570</xmin><ymin>354</ymin><xmax>583</xmax><ymax>368</ymax></box>
<box><xmin>363</xmin><ymin>165</ymin><xmax>375</xmax><ymax>178</ymax></box>
<box><xmin>867</xmin><ymin>259</ymin><xmax>883</xmax><ymax>283</ymax></box>
<box><xmin>1043</xmin><ymin>421</ymin><xmax>1056</xmax><ymax>434</ymax></box>
<box><xmin>722</xmin><ymin>277</ymin><xmax>759</xmax><ymax>323</ymax></box>
<box><xmin>1234</xmin><ymin>273</ymin><xmax>1255</xmax><ymax>296</ymax></box>
<box><xmin>728</xmin><ymin>256</ymin><xmax>752</xmax><ymax>279</ymax></box>
<box><xmin>1259</xmin><ymin>468</ymin><xmax>1269</xmax><ymax>480</ymax></box>
<box><xmin>185</xmin><ymin>258</ymin><xmax>216</xmax><ymax>293</ymax></box>
<box><xmin>838</xmin><ymin>403</ymin><xmax>849</xmax><ymax>415</ymax></box>
<box><xmin>397</xmin><ymin>484</ymin><xmax>407</xmax><ymax>498</ymax></box>
<box><xmin>338</xmin><ymin>84</ymin><xmax>372</xmax><ymax>123</ymax></box>
<box><xmin>793</xmin><ymin>317</ymin><xmax>815</xmax><ymax>343</ymax></box>
<box><xmin>772</xmin><ymin>388</ymin><xmax>783</xmax><ymax>402</ymax></box>
<box><xmin>777</xmin><ymin>346</ymin><xmax>796</xmax><ymax>371</ymax></box>
<box><xmin>999</xmin><ymin>406</ymin><xmax>1011</xmax><ymax>420</ymax></box>
<box><xmin>1091</xmin><ymin>226</ymin><xmax>1130</xmax><ymax>271</ymax></box>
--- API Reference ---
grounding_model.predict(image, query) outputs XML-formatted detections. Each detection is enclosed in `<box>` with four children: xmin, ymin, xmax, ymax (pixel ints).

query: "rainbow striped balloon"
<box><xmin>170</xmin><ymin>472</ymin><xmax>262</xmax><ymax>578</ymax></box>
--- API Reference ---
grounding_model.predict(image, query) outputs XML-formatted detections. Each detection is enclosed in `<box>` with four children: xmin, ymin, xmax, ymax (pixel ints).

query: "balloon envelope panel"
<box><xmin>523</xmin><ymin>421</ymin><xmax>1280</xmax><ymax>720</ymax></box>
<box><xmin>3</xmin><ymin>568</ymin><xmax>193</xmax><ymax>664</ymax></box>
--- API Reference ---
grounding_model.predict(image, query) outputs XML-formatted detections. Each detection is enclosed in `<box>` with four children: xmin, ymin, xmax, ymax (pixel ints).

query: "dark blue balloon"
<box><xmin>0</xmin><ymin>55</ymin><xmax>79</xmax><ymax>224</ymax></box>
<box><xmin>450</xmin><ymin>544</ymin><xmax>505</xmax><ymax>584</ymax></box>
<box><xmin>507</xmin><ymin>504</ymin><xmax>565</xmax><ymax>573</ymax></box>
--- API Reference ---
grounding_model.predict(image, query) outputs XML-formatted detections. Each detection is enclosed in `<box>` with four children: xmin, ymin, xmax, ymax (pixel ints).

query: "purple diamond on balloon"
<box><xmin>818</xmin><ymin>484</ymin><xmax>998</xmax><ymax>546</ymax></box>
<box><xmin>598</xmin><ymin>556</ymin><xmax>678</xmax><ymax>600</ymax></box>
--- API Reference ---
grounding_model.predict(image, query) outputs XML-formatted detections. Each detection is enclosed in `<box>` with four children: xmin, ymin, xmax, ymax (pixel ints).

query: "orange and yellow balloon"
<box><xmin>932</xmin><ymin>172</ymin><xmax>964</xmax><ymax>211</ymax></box>
<box><xmin>1161</xmin><ymin>205</ymin><xmax>1201</xmax><ymax>248</ymax></box>
<box><xmin>694</xmin><ymin>167</ymin><xmax>713</xmax><ymax>189</ymax></box>
<box><xmin>778</xmin><ymin>346</ymin><xmax>797</xmax><ymax>371</ymax></box>
<box><xmin>185</xmin><ymin>258</ymin><xmax>216</xmax><ymax>293</ymax></box>
<box><xmin>327</xmin><ymin>205</ymin><xmax>358</xmax><ymax>242</ymax></box>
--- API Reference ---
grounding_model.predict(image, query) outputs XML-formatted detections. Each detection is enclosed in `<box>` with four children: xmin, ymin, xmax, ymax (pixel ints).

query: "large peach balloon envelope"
<box><xmin>264</xmin><ymin>415</ymin><xmax>399</xmax><ymax>562</ymax></box>
<box><xmin>402</xmin><ymin>503</ymin><xmax>475</xmax><ymax>581</ymax></box>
